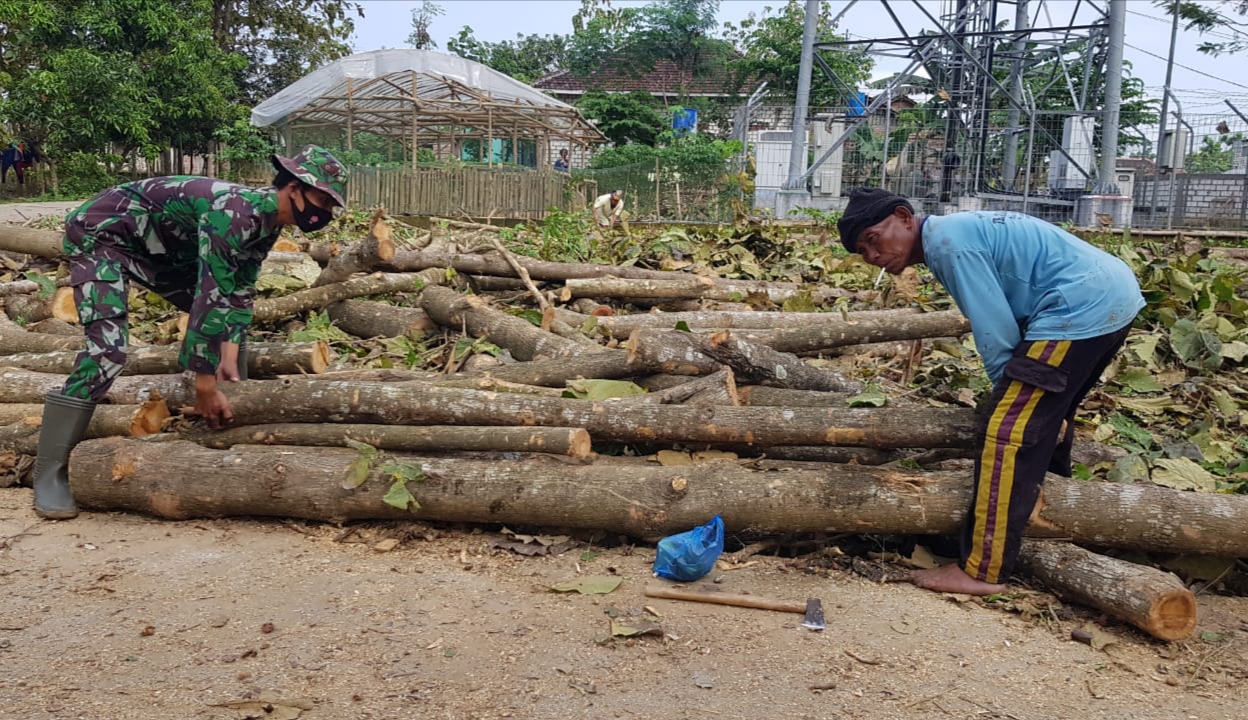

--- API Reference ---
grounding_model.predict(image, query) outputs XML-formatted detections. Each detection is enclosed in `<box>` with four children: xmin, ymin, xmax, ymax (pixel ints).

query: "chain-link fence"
<box><xmin>743</xmin><ymin>102</ymin><xmax>1248</xmax><ymax>230</ymax></box>
<box><xmin>570</xmin><ymin>157</ymin><xmax>750</xmax><ymax>224</ymax></box>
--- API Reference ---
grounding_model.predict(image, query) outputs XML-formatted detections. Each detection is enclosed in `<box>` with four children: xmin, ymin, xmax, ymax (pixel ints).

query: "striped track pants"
<box><xmin>960</xmin><ymin>326</ymin><xmax>1132</xmax><ymax>584</ymax></box>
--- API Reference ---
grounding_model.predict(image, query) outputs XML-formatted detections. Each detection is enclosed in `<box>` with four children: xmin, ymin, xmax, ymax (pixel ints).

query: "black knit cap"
<box><xmin>837</xmin><ymin>187</ymin><xmax>913</xmax><ymax>254</ymax></box>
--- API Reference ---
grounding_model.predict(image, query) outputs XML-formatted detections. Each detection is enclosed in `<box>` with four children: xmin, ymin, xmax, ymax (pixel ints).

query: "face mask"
<box><xmin>293</xmin><ymin>189</ymin><xmax>333</xmax><ymax>232</ymax></box>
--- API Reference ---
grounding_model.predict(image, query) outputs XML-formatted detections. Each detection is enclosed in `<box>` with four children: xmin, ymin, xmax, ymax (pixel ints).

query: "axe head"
<box><xmin>801</xmin><ymin>598</ymin><xmax>825</xmax><ymax>631</ymax></box>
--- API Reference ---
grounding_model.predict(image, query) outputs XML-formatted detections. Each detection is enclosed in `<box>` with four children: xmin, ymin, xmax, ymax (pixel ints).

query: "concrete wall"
<box><xmin>1135</xmin><ymin>174</ymin><xmax>1248</xmax><ymax>228</ymax></box>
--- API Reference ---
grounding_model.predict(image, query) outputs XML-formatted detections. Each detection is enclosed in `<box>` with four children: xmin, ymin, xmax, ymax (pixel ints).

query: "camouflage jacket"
<box><xmin>65</xmin><ymin>177</ymin><xmax>282</xmax><ymax>375</ymax></box>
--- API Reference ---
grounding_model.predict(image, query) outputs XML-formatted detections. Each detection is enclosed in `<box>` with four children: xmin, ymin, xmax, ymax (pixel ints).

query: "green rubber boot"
<box><xmin>32</xmin><ymin>391</ymin><xmax>97</xmax><ymax>520</ymax></box>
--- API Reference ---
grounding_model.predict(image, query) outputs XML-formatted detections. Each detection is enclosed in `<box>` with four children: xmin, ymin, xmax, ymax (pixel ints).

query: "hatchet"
<box><xmin>644</xmin><ymin>585</ymin><xmax>826</xmax><ymax>631</ymax></box>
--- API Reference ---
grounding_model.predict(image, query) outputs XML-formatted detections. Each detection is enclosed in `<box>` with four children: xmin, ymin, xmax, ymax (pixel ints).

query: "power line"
<box><xmin>1124</xmin><ymin>42</ymin><xmax>1248</xmax><ymax>92</ymax></box>
<box><xmin>1125</xmin><ymin>8</ymin><xmax>1244</xmax><ymax>43</ymax></box>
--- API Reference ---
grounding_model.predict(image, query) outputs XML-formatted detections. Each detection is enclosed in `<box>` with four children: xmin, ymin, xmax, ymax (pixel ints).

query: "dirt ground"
<box><xmin>1</xmin><ymin>486</ymin><xmax>1246</xmax><ymax>720</ymax></box>
<box><xmin>0</xmin><ymin>201</ymin><xmax>80</xmax><ymax>225</ymax></box>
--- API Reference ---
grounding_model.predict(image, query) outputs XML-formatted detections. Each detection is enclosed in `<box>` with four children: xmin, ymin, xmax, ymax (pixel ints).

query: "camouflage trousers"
<box><xmin>62</xmin><ymin>238</ymin><xmax>194</xmax><ymax>402</ymax></box>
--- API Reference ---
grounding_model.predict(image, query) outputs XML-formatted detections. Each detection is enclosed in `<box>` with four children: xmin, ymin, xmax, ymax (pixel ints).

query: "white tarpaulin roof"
<box><xmin>251</xmin><ymin>49</ymin><xmax>604</xmax><ymax>144</ymax></box>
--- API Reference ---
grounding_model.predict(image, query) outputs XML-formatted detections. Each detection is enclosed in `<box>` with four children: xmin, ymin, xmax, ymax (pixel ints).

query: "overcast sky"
<box><xmin>350</xmin><ymin>1</ymin><xmax>1248</xmax><ymax>121</ymax></box>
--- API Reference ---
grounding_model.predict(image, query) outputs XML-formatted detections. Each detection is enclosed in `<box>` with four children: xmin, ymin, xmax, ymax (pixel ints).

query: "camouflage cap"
<box><xmin>271</xmin><ymin>145</ymin><xmax>348</xmax><ymax>207</ymax></box>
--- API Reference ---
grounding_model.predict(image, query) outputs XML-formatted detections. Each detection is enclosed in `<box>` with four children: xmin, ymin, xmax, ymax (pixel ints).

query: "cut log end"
<box><xmin>311</xmin><ymin>341</ymin><xmax>331</xmax><ymax>374</ymax></box>
<box><xmin>52</xmin><ymin>287</ymin><xmax>79</xmax><ymax>323</ymax></box>
<box><xmin>1150</xmin><ymin>590</ymin><xmax>1199</xmax><ymax>641</ymax></box>
<box><xmin>129</xmin><ymin>400</ymin><xmax>171</xmax><ymax>437</ymax></box>
<box><xmin>568</xmin><ymin>428</ymin><xmax>592</xmax><ymax>459</ymax></box>
<box><xmin>272</xmin><ymin>238</ymin><xmax>301</xmax><ymax>253</ymax></box>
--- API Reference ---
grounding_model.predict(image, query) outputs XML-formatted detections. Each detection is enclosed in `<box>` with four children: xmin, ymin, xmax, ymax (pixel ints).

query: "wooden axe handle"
<box><xmin>644</xmin><ymin>585</ymin><xmax>808</xmax><ymax>614</ymax></box>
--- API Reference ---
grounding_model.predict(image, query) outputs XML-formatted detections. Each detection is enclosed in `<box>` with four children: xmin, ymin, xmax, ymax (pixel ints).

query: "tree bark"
<box><xmin>182</xmin><ymin>423</ymin><xmax>592</xmax><ymax>458</ymax></box>
<box><xmin>625</xmin><ymin>328</ymin><xmax>858</xmax><ymax>393</ymax></box>
<box><xmin>632</xmin><ymin>369</ymin><xmax>739</xmax><ymax>405</ymax></box>
<box><xmin>0</xmin><ymin>227</ymin><xmax>63</xmax><ymax>259</ymax></box>
<box><xmin>327</xmin><ymin>299</ymin><xmax>434</xmax><ymax>339</ymax></box>
<box><xmin>0</xmin><ymin>325</ymin><xmax>84</xmax><ymax>354</ymax></box>
<box><xmin>252</xmin><ymin>270</ymin><xmax>443</xmax><ymax>325</ymax></box>
<box><xmin>68</xmin><ymin>439</ymin><xmax>1248</xmax><ymax>558</ymax></box>
<box><xmin>385</xmin><ymin>249</ymin><xmax>675</xmax><ymax>281</ymax></box>
<box><xmin>420</xmin><ymin>286</ymin><xmax>588</xmax><ymax>362</ymax></box>
<box><xmin>738</xmin><ymin>386</ymin><xmax>849</xmax><ymax>408</ymax></box>
<box><xmin>0</xmin><ymin>400</ymin><xmax>167</xmax><ymax>439</ymax></box>
<box><xmin>571</xmin><ymin>308</ymin><xmax>925</xmax><ymax>338</ymax></box>
<box><xmin>214</xmin><ymin>378</ymin><xmax>976</xmax><ymax>448</ymax></box>
<box><xmin>746</xmin><ymin>445</ymin><xmax>901</xmax><ymax>464</ymax></box>
<box><xmin>1</xmin><ymin>341</ymin><xmax>328</xmax><ymax>377</ymax></box>
<box><xmin>0</xmin><ymin>368</ymin><xmax>194</xmax><ymax>406</ymax></box>
<box><xmin>752</xmin><ymin>310</ymin><xmax>970</xmax><ymax>355</ymax></box>
<box><xmin>561</xmin><ymin>276</ymin><xmax>852</xmax><ymax>305</ymax></box>
<box><xmin>0</xmin><ymin>281</ymin><xmax>43</xmax><ymax>298</ymax></box>
<box><xmin>313</xmin><ymin>209</ymin><xmax>396</xmax><ymax>287</ymax></box>
<box><xmin>26</xmin><ymin>318</ymin><xmax>80</xmax><ymax>336</ymax></box>
<box><xmin>1019</xmin><ymin>540</ymin><xmax>1198</xmax><ymax>641</ymax></box>
<box><xmin>484</xmin><ymin>350</ymin><xmax>635</xmax><ymax>387</ymax></box>
<box><xmin>4</xmin><ymin>288</ymin><xmax>76</xmax><ymax>324</ymax></box>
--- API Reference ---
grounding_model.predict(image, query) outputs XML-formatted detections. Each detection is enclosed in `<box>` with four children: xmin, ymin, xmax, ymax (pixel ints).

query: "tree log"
<box><xmin>385</xmin><ymin>249</ymin><xmax>675</xmax><ymax>281</ymax></box>
<box><xmin>571</xmin><ymin>308</ymin><xmax>926</xmax><ymax>338</ymax></box>
<box><xmin>1019</xmin><ymin>540</ymin><xmax>1197</xmax><ymax>641</ymax></box>
<box><xmin>632</xmin><ymin>369</ymin><xmax>739</xmax><ymax>405</ymax></box>
<box><xmin>0</xmin><ymin>324</ymin><xmax>84</xmax><ymax>354</ymax></box>
<box><xmin>561</xmin><ymin>276</ymin><xmax>851</xmax><ymax>305</ymax></box>
<box><xmin>0</xmin><ymin>227</ymin><xmax>63</xmax><ymax>259</ymax></box>
<box><xmin>0</xmin><ymin>280</ymin><xmax>42</xmax><ymax>298</ymax></box>
<box><xmin>4</xmin><ymin>287</ymin><xmax>76</xmax><ymax>324</ymax></box>
<box><xmin>182</xmin><ymin>423</ymin><xmax>592</xmax><ymax>458</ymax></box>
<box><xmin>625</xmin><ymin>328</ymin><xmax>857</xmax><ymax>393</ymax></box>
<box><xmin>738</xmin><ymin>386</ymin><xmax>849</xmax><ymax>407</ymax></box>
<box><xmin>252</xmin><ymin>270</ymin><xmax>443</xmax><ymax>324</ymax></box>
<box><xmin>0</xmin><ymin>368</ymin><xmax>194</xmax><ymax>406</ymax></box>
<box><xmin>752</xmin><ymin>310</ymin><xmax>970</xmax><ymax>354</ymax></box>
<box><xmin>314</xmin><ymin>209</ymin><xmax>396</xmax><ymax>287</ymax></box>
<box><xmin>0</xmin><ymin>419</ymin><xmax>41</xmax><ymax>455</ymax></box>
<box><xmin>1</xmin><ymin>341</ymin><xmax>328</xmax><ymax>377</ymax></box>
<box><xmin>0</xmin><ymin>400</ymin><xmax>167</xmax><ymax>439</ymax></box>
<box><xmin>68</xmin><ymin>439</ymin><xmax>1248</xmax><ymax>558</ymax></box>
<box><xmin>327</xmin><ymin>299</ymin><xmax>434</xmax><ymax>339</ymax></box>
<box><xmin>484</xmin><ymin>350</ymin><xmax>635</xmax><ymax>387</ymax></box>
<box><xmin>420</xmin><ymin>286</ymin><xmax>588</xmax><ymax>361</ymax></box>
<box><xmin>26</xmin><ymin>318</ymin><xmax>80</xmax><ymax>336</ymax></box>
<box><xmin>214</xmin><ymin>378</ymin><xmax>975</xmax><ymax>448</ymax></box>
<box><xmin>748</xmin><ymin>445</ymin><xmax>900</xmax><ymax>464</ymax></box>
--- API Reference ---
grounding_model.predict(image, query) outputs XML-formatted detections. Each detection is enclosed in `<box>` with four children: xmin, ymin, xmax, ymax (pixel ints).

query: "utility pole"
<box><xmin>1097</xmin><ymin>0</ymin><xmax>1126</xmax><ymax>193</ymax></box>
<box><xmin>1002</xmin><ymin>0</ymin><xmax>1029</xmax><ymax>191</ymax></box>
<box><xmin>784</xmin><ymin>0</ymin><xmax>820</xmax><ymax>190</ymax></box>
<box><xmin>1150</xmin><ymin>0</ymin><xmax>1180</xmax><ymax>224</ymax></box>
<box><xmin>939</xmin><ymin>0</ymin><xmax>969</xmax><ymax>204</ymax></box>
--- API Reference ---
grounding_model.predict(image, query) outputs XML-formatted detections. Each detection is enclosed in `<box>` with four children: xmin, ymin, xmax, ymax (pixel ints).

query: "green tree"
<box><xmin>723</xmin><ymin>1</ymin><xmax>874</xmax><ymax>105</ymax></box>
<box><xmin>1</xmin><ymin>0</ymin><xmax>240</xmax><ymax>158</ymax></box>
<box><xmin>1166</xmin><ymin>1</ymin><xmax>1248</xmax><ymax>56</ymax></box>
<box><xmin>447</xmin><ymin>26</ymin><xmax>568</xmax><ymax>83</ymax></box>
<box><xmin>1186</xmin><ymin>134</ymin><xmax>1243</xmax><ymax>172</ymax></box>
<box><xmin>407</xmin><ymin>1</ymin><xmax>443</xmax><ymax>50</ymax></box>
<box><xmin>577</xmin><ymin>90</ymin><xmax>668</xmax><ymax>146</ymax></box>
<box><xmin>210</xmin><ymin>0</ymin><xmax>361</xmax><ymax>105</ymax></box>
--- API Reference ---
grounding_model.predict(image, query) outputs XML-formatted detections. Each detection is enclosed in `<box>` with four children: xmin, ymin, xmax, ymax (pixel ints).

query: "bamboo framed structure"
<box><xmin>251</xmin><ymin>49</ymin><xmax>606</xmax><ymax>169</ymax></box>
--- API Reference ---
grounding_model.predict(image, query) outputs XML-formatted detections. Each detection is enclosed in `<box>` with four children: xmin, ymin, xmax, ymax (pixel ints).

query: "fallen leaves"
<box><xmin>549</xmin><ymin>576</ymin><xmax>622</xmax><ymax>595</ymax></box>
<box><xmin>210</xmin><ymin>695</ymin><xmax>314</xmax><ymax>720</ymax></box>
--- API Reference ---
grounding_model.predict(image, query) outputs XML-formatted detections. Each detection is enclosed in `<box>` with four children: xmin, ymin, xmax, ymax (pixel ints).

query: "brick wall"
<box><xmin>1135</xmin><ymin>173</ymin><xmax>1248</xmax><ymax>228</ymax></box>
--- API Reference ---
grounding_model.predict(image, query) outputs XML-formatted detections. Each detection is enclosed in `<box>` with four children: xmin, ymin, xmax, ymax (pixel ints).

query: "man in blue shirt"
<box><xmin>837</xmin><ymin>187</ymin><xmax>1145</xmax><ymax>595</ymax></box>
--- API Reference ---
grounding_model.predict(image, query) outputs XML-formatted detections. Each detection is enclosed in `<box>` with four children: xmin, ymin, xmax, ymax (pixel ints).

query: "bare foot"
<box><xmin>910</xmin><ymin>562</ymin><xmax>1006</xmax><ymax>596</ymax></box>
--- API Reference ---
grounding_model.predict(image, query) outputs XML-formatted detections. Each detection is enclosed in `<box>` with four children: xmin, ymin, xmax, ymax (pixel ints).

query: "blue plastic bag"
<box><xmin>653</xmin><ymin>515</ymin><xmax>725</xmax><ymax>582</ymax></box>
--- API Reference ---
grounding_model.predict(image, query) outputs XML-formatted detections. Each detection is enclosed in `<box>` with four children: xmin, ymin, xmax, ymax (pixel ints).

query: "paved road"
<box><xmin>0</xmin><ymin>200</ymin><xmax>82</xmax><ymax>224</ymax></box>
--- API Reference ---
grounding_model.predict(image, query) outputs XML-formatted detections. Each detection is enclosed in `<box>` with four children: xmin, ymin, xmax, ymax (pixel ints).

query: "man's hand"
<box><xmin>216</xmin><ymin>341</ymin><xmax>241</xmax><ymax>382</ymax></box>
<box><xmin>193</xmin><ymin>373</ymin><xmax>234</xmax><ymax>429</ymax></box>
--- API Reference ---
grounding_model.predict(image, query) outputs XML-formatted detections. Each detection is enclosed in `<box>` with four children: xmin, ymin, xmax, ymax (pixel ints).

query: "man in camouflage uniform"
<box><xmin>33</xmin><ymin>145</ymin><xmax>348</xmax><ymax>519</ymax></box>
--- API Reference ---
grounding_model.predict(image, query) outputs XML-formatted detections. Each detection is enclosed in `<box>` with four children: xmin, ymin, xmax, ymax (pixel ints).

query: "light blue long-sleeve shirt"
<box><xmin>921</xmin><ymin>211</ymin><xmax>1145</xmax><ymax>385</ymax></box>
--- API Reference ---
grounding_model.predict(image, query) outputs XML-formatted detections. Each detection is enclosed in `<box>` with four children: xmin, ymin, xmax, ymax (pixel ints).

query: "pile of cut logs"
<box><xmin>1</xmin><ymin>212</ymin><xmax>1239</xmax><ymax>643</ymax></box>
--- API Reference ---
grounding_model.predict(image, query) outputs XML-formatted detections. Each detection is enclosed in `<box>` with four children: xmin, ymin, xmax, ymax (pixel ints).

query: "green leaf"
<box><xmin>549</xmin><ymin>576</ymin><xmax>622</xmax><ymax>594</ymax></box>
<box><xmin>519</xmin><ymin>309</ymin><xmax>543</xmax><ymax>326</ymax></box>
<box><xmin>381</xmin><ymin>462</ymin><xmax>425</xmax><ymax>483</ymax></box>
<box><xmin>1151</xmin><ymin>458</ymin><xmax>1218</xmax><ymax>492</ymax></box>
<box><xmin>673</xmin><ymin>320</ymin><xmax>692</xmax><ymax>332</ymax></box>
<box><xmin>345</xmin><ymin>438</ymin><xmax>378</xmax><ymax>458</ymax></box>
<box><xmin>847</xmin><ymin>385</ymin><xmax>888</xmax><ymax>408</ymax></box>
<box><xmin>341</xmin><ymin>455</ymin><xmax>373</xmax><ymax>489</ymax></box>
<box><xmin>382</xmin><ymin>477</ymin><xmax>421</xmax><ymax>512</ymax></box>
<box><xmin>563</xmin><ymin>379</ymin><xmax>647</xmax><ymax>400</ymax></box>
<box><xmin>1107</xmin><ymin>453</ymin><xmax>1150</xmax><ymax>483</ymax></box>
<box><xmin>22</xmin><ymin>271</ymin><xmax>55</xmax><ymax>298</ymax></box>
<box><xmin>1114</xmin><ymin>368</ymin><xmax>1164</xmax><ymax>393</ymax></box>
<box><xmin>1170</xmin><ymin>318</ymin><xmax>1223</xmax><ymax>371</ymax></box>
<box><xmin>1106</xmin><ymin>414</ymin><xmax>1154</xmax><ymax>448</ymax></box>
